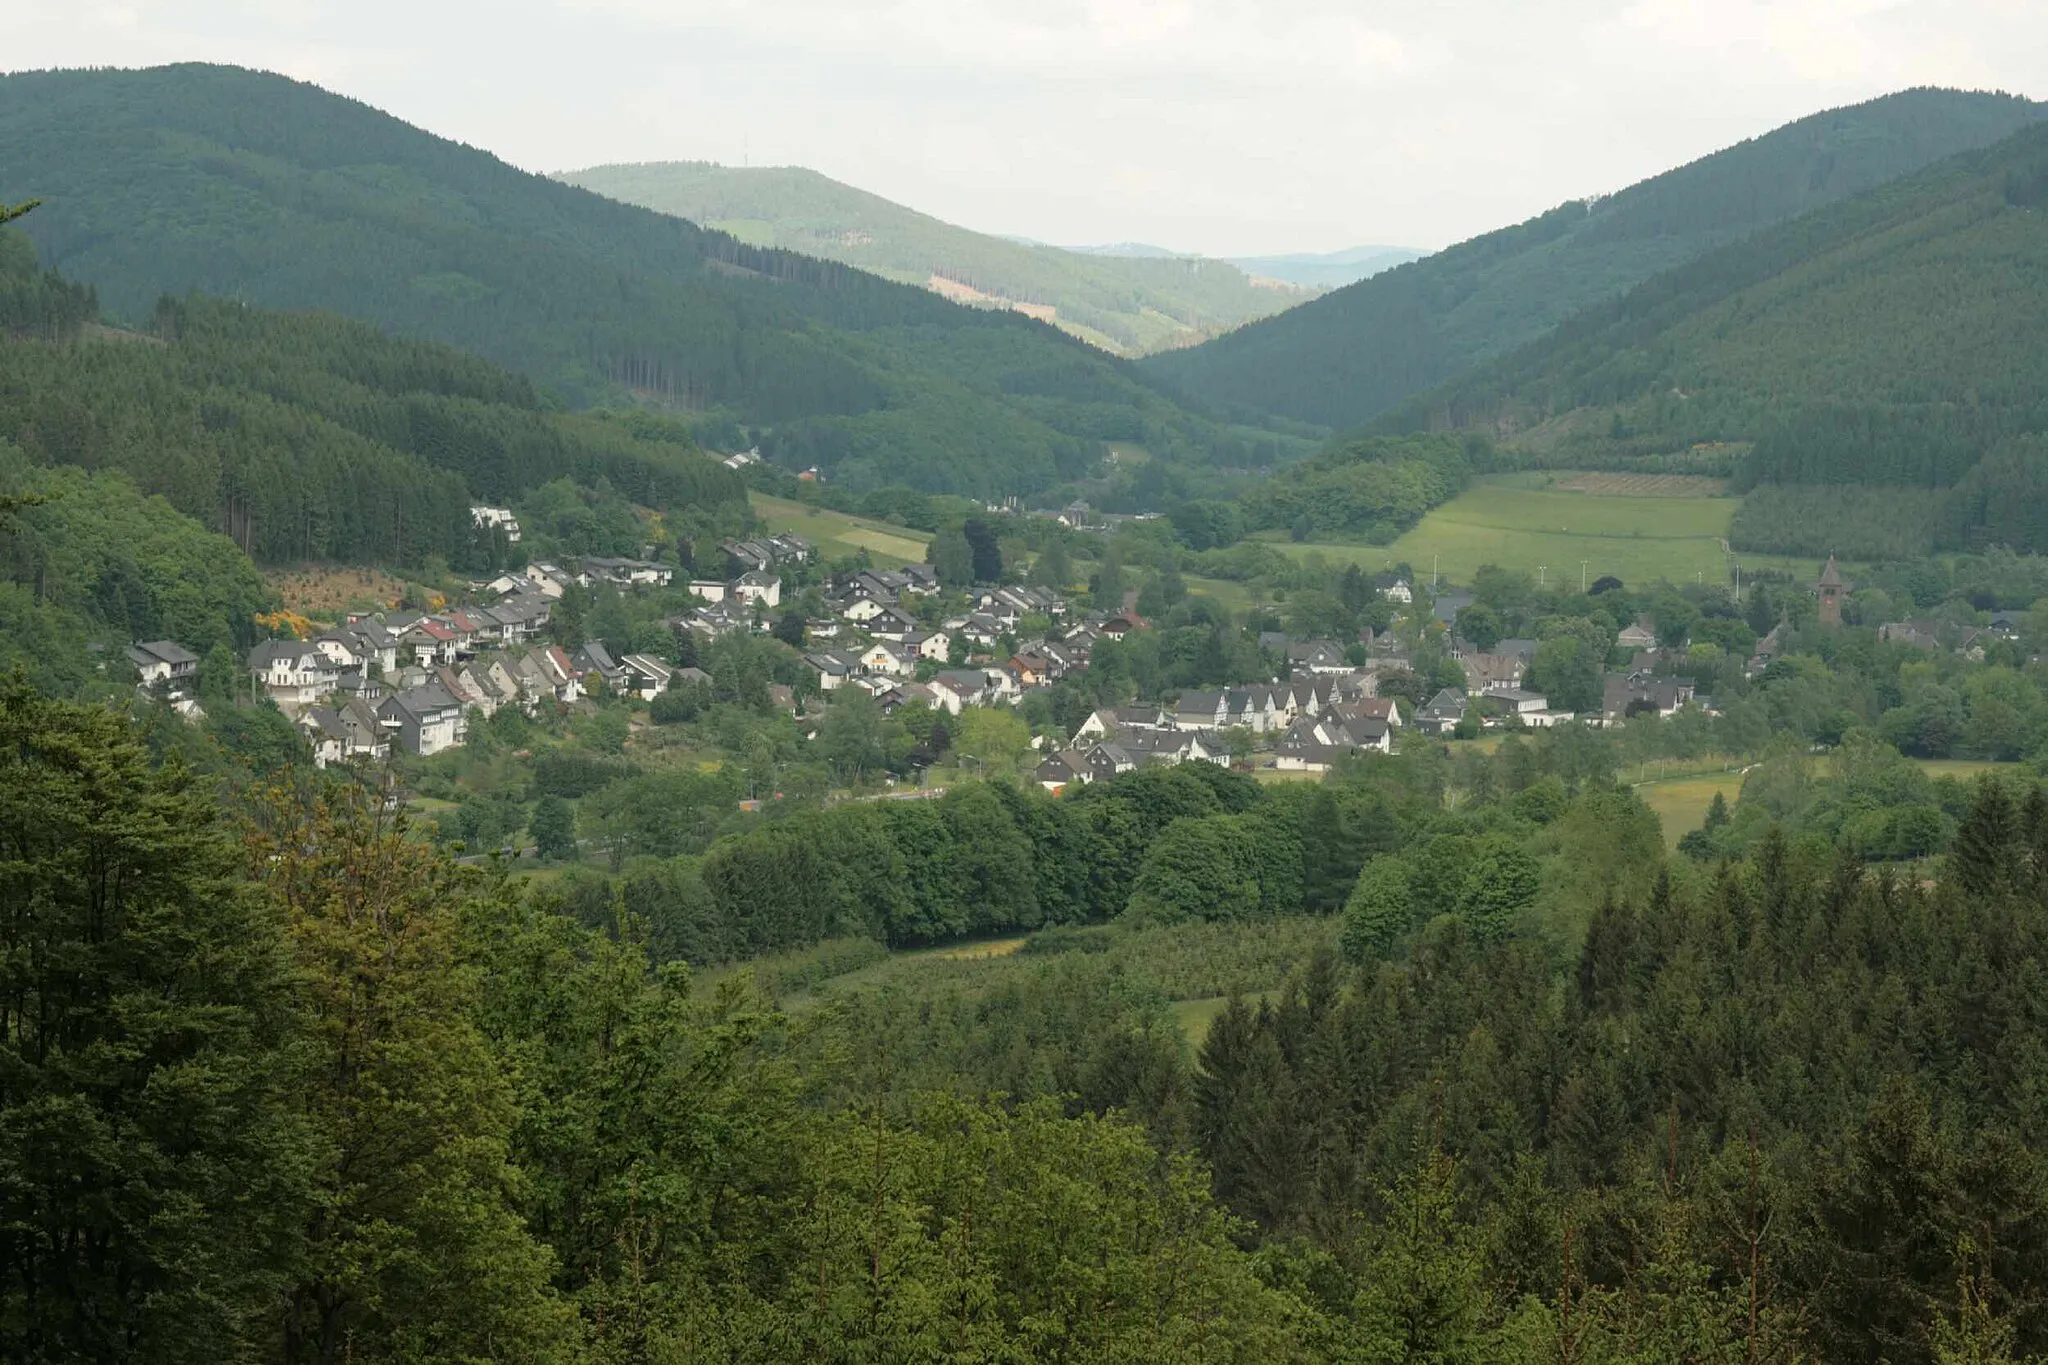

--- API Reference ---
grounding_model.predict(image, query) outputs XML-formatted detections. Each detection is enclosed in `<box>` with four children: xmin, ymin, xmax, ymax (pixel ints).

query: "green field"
<box><xmin>1170</xmin><ymin>992</ymin><xmax>1276</xmax><ymax>1046</ymax></box>
<box><xmin>1182</xmin><ymin>572</ymin><xmax>1254</xmax><ymax>614</ymax></box>
<box><xmin>1638</xmin><ymin>758</ymin><xmax>2021</xmax><ymax>848</ymax></box>
<box><xmin>1638</xmin><ymin>773</ymin><xmax>1748</xmax><ymax>849</ymax></box>
<box><xmin>1274</xmin><ymin>475</ymin><xmax>1828</xmax><ymax>589</ymax></box>
<box><xmin>749</xmin><ymin>492</ymin><xmax>932</xmax><ymax>566</ymax></box>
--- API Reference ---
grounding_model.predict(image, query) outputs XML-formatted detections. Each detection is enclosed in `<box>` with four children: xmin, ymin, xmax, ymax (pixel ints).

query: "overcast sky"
<box><xmin>5</xmin><ymin>0</ymin><xmax>2045</xmax><ymax>256</ymax></box>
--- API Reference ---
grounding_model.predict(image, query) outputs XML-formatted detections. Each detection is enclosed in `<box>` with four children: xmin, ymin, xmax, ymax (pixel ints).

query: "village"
<box><xmin>111</xmin><ymin>536</ymin><xmax>1954</xmax><ymax>795</ymax></box>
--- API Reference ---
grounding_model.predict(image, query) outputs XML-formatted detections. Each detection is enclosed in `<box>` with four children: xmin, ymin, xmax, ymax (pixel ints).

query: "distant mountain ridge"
<box><xmin>1144</xmin><ymin>88</ymin><xmax>2048</xmax><ymax>431</ymax></box>
<box><xmin>0</xmin><ymin>64</ymin><xmax>1274</xmax><ymax>499</ymax></box>
<box><xmin>1068</xmin><ymin>242</ymin><xmax>1427</xmax><ymax>290</ymax></box>
<box><xmin>557</xmin><ymin>161</ymin><xmax>1319</xmax><ymax>356</ymax></box>
<box><xmin>1224</xmin><ymin>247</ymin><xmax>1428</xmax><ymax>290</ymax></box>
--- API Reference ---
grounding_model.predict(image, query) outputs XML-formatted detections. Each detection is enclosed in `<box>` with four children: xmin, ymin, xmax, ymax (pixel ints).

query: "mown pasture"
<box><xmin>1272</xmin><ymin>473</ymin><xmax>1830</xmax><ymax>589</ymax></box>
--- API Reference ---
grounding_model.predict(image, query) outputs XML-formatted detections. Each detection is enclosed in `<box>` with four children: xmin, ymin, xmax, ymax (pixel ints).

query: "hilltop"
<box><xmin>1144</xmin><ymin>88</ymin><xmax>2048</xmax><ymax>430</ymax></box>
<box><xmin>1369</xmin><ymin>119</ymin><xmax>2048</xmax><ymax>556</ymax></box>
<box><xmin>557</xmin><ymin>160</ymin><xmax>1317</xmax><ymax>356</ymax></box>
<box><xmin>0</xmin><ymin>64</ymin><xmax>1269</xmax><ymax>499</ymax></box>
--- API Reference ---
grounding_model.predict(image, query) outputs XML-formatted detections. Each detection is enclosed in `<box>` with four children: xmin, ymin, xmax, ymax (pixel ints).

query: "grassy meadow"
<box><xmin>749</xmin><ymin>492</ymin><xmax>932</xmax><ymax>566</ymax></box>
<box><xmin>1638</xmin><ymin>772</ymin><xmax>1749</xmax><ymax>849</ymax></box>
<box><xmin>1273</xmin><ymin>472</ymin><xmax>1830</xmax><ymax>589</ymax></box>
<box><xmin>1636</xmin><ymin>758</ymin><xmax>2025</xmax><ymax>848</ymax></box>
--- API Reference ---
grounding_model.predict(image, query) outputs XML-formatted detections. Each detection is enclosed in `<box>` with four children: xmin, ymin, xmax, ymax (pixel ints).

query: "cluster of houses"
<box><xmin>1035</xmin><ymin>670</ymin><xmax>1407</xmax><ymax>790</ymax></box>
<box><xmin>670</xmin><ymin>535</ymin><xmax>813</xmax><ymax>634</ymax></box>
<box><xmin>182</xmin><ymin>558</ymin><xmax>689</xmax><ymax>766</ymax></box>
<box><xmin>790</xmin><ymin>571</ymin><xmax>1103</xmax><ymax>717</ymax></box>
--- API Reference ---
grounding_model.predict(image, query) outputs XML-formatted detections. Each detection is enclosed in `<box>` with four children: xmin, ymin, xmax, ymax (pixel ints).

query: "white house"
<box><xmin>859</xmin><ymin>641</ymin><xmax>917</xmax><ymax>677</ymax></box>
<box><xmin>839</xmin><ymin>596</ymin><xmax>889</xmax><ymax>624</ymax></box>
<box><xmin>247</xmin><ymin>640</ymin><xmax>339</xmax><ymax>712</ymax></box>
<box><xmin>470</xmin><ymin>505</ymin><xmax>521</xmax><ymax>542</ymax></box>
<box><xmin>377</xmin><ymin>683</ymin><xmax>467</xmax><ymax>756</ymax></box>
<box><xmin>1172</xmin><ymin>690</ymin><xmax>1229</xmax><ymax>731</ymax></box>
<box><xmin>126</xmin><ymin>640</ymin><xmax>200</xmax><ymax>695</ymax></box>
<box><xmin>930</xmin><ymin>671</ymin><xmax>990</xmax><ymax>715</ymax></box>
<box><xmin>906</xmin><ymin>629</ymin><xmax>952</xmax><ymax>662</ymax></box>
<box><xmin>299</xmin><ymin>698</ymin><xmax>393</xmax><ymax>767</ymax></box>
<box><xmin>733</xmin><ymin>571</ymin><xmax>782</xmax><ymax>608</ymax></box>
<box><xmin>806</xmin><ymin>651</ymin><xmax>859</xmax><ymax>692</ymax></box>
<box><xmin>688</xmin><ymin>580</ymin><xmax>729</xmax><ymax>603</ymax></box>
<box><xmin>620</xmin><ymin>654</ymin><xmax>675</xmax><ymax>699</ymax></box>
<box><xmin>1274</xmin><ymin>714</ymin><xmax>1392</xmax><ymax>770</ymax></box>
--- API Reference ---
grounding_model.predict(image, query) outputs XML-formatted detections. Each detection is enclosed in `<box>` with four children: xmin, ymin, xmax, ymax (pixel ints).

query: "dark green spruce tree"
<box><xmin>0</xmin><ymin>679</ymin><xmax>312</xmax><ymax>1361</ymax></box>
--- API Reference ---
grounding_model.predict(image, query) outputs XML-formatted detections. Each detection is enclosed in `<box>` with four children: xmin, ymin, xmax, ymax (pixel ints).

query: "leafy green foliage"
<box><xmin>0</xmin><ymin>456</ymin><xmax>273</xmax><ymax>662</ymax></box>
<box><xmin>1149</xmin><ymin>88</ymin><xmax>2046</xmax><ymax>430</ymax></box>
<box><xmin>1240</xmin><ymin>432</ymin><xmax>1485</xmax><ymax>540</ymax></box>
<box><xmin>252</xmin><ymin>790</ymin><xmax>577</xmax><ymax>1361</ymax></box>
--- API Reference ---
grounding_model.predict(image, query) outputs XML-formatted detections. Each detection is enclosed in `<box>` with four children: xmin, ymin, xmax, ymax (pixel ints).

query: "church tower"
<box><xmin>1815</xmin><ymin>554</ymin><xmax>1848</xmax><ymax>628</ymax></box>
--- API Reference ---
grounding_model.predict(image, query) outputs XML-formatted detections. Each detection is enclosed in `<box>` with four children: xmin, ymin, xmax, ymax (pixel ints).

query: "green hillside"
<box><xmin>0</xmin><ymin>227</ymin><xmax>746</xmax><ymax>569</ymax></box>
<box><xmin>0</xmin><ymin>64</ymin><xmax>1263</xmax><ymax>498</ymax></box>
<box><xmin>1145</xmin><ymin>88</ymin><xmax>2047</xmax><ymax>431</ymax></box>
<box><xmin>1370</xmin><ymin>120</ymin><xmax>2048</xmax><ymax>553</ymax></box>
<box><xmin>558</xmin><ymin>161</ymin><xmax>1315</xmax><ymax>356</ymax></box>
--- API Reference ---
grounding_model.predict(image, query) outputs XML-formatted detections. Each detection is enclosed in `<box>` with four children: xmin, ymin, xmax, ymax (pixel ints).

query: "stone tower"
<box><xmin>1815</xmin><ymin>554</ymin><xmax>1849</xmax><ymax>628</ymax></box>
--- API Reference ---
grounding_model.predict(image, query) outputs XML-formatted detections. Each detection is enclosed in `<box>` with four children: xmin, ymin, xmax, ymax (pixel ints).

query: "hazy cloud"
<box><xmin>4</xmin><ymin>0</ymin><xmax>2044</xmax><ymax>255</ymax></box>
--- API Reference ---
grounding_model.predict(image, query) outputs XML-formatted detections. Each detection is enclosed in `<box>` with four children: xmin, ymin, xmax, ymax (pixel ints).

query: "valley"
<box><xmin>11</xmin><ymin>52</ymin><xmax>2048</xmax><ymax>1365</ymax></box>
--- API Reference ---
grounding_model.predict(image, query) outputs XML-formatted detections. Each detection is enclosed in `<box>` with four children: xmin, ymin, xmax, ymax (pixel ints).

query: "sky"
<box><xmin>5</xmin><ymin>0</ymin><xmax>2045</xmax><ymax>257</ymax></box>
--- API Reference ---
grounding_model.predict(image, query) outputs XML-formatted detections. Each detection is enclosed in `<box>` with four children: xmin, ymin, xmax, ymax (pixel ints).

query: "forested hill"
<box><xmin>1143</xmin><ymin>88</ymin><xmax>2047</xmax><ymax>431</ymax></box>
<box><xmin>561</xmin><ymin>161</ymin><xmax>1315</xmax><ymax>357</ymax></box>
<box><xmin>0</xmin><ymin>65</ymin><xmax>1260</xmax><ymax>497</ymax></box>
<box><xmin>1370</xmin><ymin>119</ymin><xmax>2048</xmax><ymax>554</ymax></box>
<box><xmin>0</xmin><ymin>233</ymin><xmax>745</xmax><ymax>568</ymax></box>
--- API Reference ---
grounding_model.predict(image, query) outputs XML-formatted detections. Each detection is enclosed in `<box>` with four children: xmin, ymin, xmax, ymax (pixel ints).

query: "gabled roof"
<box><xmin>1421</xmin><ymin>687</ymin><xmax>1468</xmax><ymax>717</ymax></box>
<box><xmin>131</xmin><ymin>639</ymin><xmax>200</xmax><ymax>667</ymax></box>
<box><xmin>247</xmin><ymin>639</ymin><xmax>326</xmax><ymax>669</ymax></box>
<box><xmin>382</xmin><ymin>681</ymin><xmax>464</xmax><ymax>721</ymax></box>
<box><xmin>576</xmin><ymin>640</ymin><xmax>623</xmax><ymax>676</ymax></box>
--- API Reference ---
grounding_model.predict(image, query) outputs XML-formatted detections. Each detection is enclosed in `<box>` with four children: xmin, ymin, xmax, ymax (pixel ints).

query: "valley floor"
<box><xmin>1271</xmin><ymin>472</ymin><xmax>1832</xmax><ymax>589</ymax></box>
